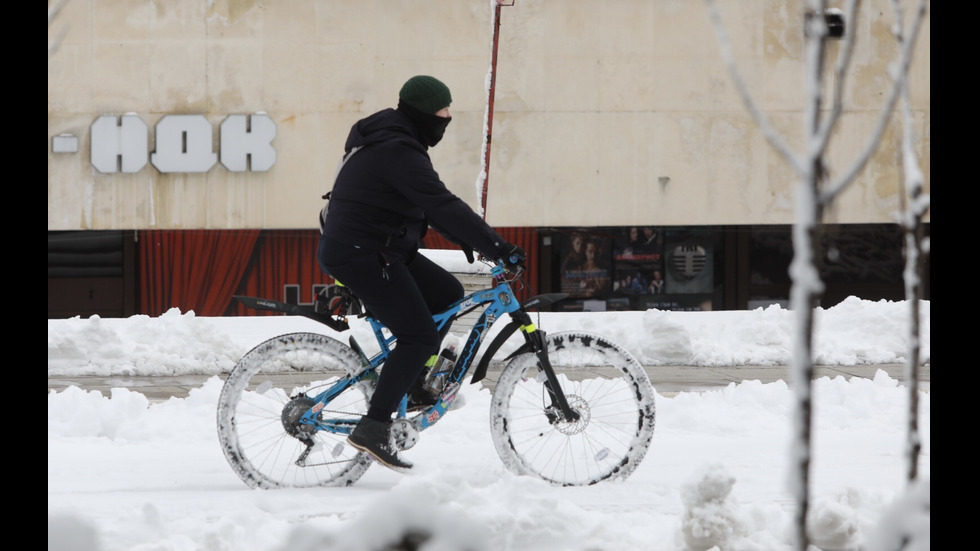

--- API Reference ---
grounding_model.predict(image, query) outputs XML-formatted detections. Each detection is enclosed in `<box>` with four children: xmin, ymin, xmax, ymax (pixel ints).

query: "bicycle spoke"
<box><xmin>490</xmin><ymin>331</ymin><xmax>656</xmax><ymax>486</ymax></box>
<box><xmin>216</xmin><ymin>333</ymin><xmax>375</xmax><ymax>488</ymax></box>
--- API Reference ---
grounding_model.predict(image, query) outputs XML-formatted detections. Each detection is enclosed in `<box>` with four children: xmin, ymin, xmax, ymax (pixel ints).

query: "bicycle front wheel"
<box><xmin>216</xmin><ymin>332</ymin><xmax>374</xmax><ymax>488</ymax></box>
<box><xmin>489</xmin><ymin>331</ymin><xmax>656</xmax><ymax>486</ymax></box>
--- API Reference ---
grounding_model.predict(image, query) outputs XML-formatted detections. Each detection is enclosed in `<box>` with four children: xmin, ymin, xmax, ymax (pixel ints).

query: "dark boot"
<box><xmin>347</xmin><ymin>417</ymin><xmax>413</xmax><ymax>472</ymax></box>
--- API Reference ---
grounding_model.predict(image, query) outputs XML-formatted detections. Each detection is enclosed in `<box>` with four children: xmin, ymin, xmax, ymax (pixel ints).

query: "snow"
<box><xmin>48</xmin><ymin>251</ymin><xmax>929</xmax><ymax>551</ymax></box>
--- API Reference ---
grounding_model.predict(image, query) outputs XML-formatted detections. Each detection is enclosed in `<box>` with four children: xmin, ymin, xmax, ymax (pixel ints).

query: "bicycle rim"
<box><xmin>490</xmin><ymin>331</ymin><xmax>656</xmax><ymax>486</ymax></box>
<box><xmin>216</xmin><ymin>332</ymin><xmax>374</xmax><ymax>488</ymax></box>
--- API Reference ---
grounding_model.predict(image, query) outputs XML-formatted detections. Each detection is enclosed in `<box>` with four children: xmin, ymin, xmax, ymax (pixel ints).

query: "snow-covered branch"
<box><xmin>813</xmin><ymin>2</ymin><xmax>861</xmax><ymax>160</ymax></box>
<box><xmin>705</xmin><ymin>0</ymin><xmax>806</xmax><ymax>177</ymax></box>
<box><xmin>706</xmin><ymin>1</ymin><xmax>928</xmax><ymax>549</ymax></box>
<box><xmin>820</xmin><ymin>0</ymin><xmax>928</xmax><ymax>204</ymax></box>
<box><xmin>891</xmin><ymin>0</ymin><xmax>929</xmax><ymax>486</ymax></box>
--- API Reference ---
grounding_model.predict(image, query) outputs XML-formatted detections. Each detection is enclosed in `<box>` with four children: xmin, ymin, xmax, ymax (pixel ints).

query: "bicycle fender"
<box><xmin>521</xmin><ymin>292</ymin><xmax>569</xmax><ymax>311</ymax></box>
<box><xmin>469</xmin><ymin>321</ymin><xmax>522</xmax><ymax>384</ymax></box>
<box><xmin>234</xmin><ymin>295</ymin><xmax>350</xmax><ymax>333</ymax></box>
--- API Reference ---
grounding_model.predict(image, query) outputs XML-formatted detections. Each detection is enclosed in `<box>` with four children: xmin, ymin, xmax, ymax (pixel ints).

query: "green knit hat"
<box><xmin>399</xmin><ymin>75</ymin><xmax>452</xmax><ymax>114</ymax></box>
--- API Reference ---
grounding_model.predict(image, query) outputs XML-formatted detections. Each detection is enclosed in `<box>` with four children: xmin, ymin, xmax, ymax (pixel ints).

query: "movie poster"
<box><xmin>634</xmin><ymin>228</ymin><xmax>717</xmax><ymax>311</ymax></box>
<box><xmin>559</xmin><ymin>229</ymin><xmax>612</xmax><ymax>299</ymax></box>
<box><xmin>612</xmin><ymin>226</ymin><xmax>665</xmax><ymax>299</ymax></box>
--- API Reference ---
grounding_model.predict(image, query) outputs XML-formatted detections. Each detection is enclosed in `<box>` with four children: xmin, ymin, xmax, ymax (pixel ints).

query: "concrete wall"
<box><xmin>47</xmin><ymin>0</ymin><xmax>930</xmax><ymax>230</ymax></box>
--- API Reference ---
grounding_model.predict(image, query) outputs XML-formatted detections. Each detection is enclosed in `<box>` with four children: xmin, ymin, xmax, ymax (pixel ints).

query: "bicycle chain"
<box><xmin>293</xmin><ymin>407</ymin><xmax>422</xmax><ymax>468</ymax></box>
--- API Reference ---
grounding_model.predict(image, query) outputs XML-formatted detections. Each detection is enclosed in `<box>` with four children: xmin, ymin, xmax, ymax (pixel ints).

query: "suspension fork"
<box><xmin>514</xmin><ymin>311</ymin><xmax>581</xmax><ymax>423</ymax></box>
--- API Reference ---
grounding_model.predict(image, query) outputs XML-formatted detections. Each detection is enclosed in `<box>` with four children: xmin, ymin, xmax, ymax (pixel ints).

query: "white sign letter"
<box><xmin>220</xmin><ymin>113</ymin><xmax>277</xmax><ymax>172</ymax></box>
<box><xmin>90</xmin><ymin>114</ymin><xmax>148</xmax><ymax>173</ymax></box>
<box><xmin>150</xmin><ymin>115</ymin><xmax>218</xmax><ymax>173</ymax></box>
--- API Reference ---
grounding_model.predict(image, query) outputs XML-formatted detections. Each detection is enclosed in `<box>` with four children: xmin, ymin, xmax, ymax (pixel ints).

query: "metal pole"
<box><xmin>480</xmin><ymin>0</ymin><xmax>513</xmax><ymax>220</ymax></box>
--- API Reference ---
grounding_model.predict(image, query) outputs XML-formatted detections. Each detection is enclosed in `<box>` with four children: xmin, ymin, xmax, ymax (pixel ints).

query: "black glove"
<box><xmin>496</xmin><ymin>242</ymin><xmax>526</xmax><ymax>272</ymax></box>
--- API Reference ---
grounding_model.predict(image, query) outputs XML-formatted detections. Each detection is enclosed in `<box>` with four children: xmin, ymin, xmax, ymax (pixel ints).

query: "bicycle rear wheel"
<box><xmin>489</xmin><ymin>331</ymin><xmax>656</xmax><ymax>486</ymax></box>
<box><xmin>216</xmin><ymin>332</ymin><xmax>374</xmax><ymax>488</ymax></box>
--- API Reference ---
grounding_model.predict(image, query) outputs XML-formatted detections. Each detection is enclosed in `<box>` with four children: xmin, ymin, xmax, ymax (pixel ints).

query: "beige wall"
<box><xmin>47</xmin><ymin>0</ymin><xmax>929</xmax><ymax>230</ymax></box>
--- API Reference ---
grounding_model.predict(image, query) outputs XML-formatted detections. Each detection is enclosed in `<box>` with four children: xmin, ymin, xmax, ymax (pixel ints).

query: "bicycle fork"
<box><xmin>513</xmin><ymin>311</ymin><xmax>581</xmax><ymax>424</ymax></box>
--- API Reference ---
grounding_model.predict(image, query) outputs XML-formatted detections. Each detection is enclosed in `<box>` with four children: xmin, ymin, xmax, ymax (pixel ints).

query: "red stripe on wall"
<box><xmin>138</xmin><ymin>228</ymin><xmax>539</xmax><ymax>317</ymax></box>
<box><xmin>138</xmin><ymin>229</ymin><xmax>262</xmax><ymax>317</ymax></box>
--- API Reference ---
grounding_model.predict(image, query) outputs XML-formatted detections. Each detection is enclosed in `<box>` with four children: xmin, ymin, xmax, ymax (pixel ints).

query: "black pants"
<box><xmin>318</xmin><ymin>236</ymin><xmax>463</xmax><ymax>421</ymax></box>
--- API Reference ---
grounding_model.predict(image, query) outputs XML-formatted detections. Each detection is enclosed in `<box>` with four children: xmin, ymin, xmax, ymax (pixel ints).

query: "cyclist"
<box><xmin>317</xmin><ymin>75</ymin><xmax>525</xmax><ymax>472</ymax></box>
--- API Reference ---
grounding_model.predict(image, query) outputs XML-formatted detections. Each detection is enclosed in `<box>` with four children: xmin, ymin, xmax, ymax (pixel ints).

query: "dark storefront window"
<box><xmin>543</xmin><ymin>223</ymin><xmax>923</xmax><ymax>312</ymax></box>
<box><xmin>747</xmin><ymin>223</ymin><xmax>919</xmax><ymax>309</ymax></box>
<box><xmin>746</xmin><ymin>225</ymin><xmax>794</xmax><ymax>309</ymax></box>
<box><xmin>550</xmin><ymin>226</ymin><xmax>725</xmax><ymax>312</ymax></box>
<box><xmin>48</xmin><ymin>230</ymin><xmax>137</xmax><ymax>318</ymax></box>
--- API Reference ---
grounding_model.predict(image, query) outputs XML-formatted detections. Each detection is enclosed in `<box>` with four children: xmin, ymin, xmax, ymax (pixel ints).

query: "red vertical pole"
<box><xmin>481</xmin><ymin>0</ymin><xmax>512</xmax><ymax>220</ymax></box>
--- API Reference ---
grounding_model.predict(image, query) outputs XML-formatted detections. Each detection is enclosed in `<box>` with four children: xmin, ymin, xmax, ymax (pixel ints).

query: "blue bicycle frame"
<box><xmin>294</xmin><ymin>262</ymin><xmax>574</xmax><ymax>436</ymax></box>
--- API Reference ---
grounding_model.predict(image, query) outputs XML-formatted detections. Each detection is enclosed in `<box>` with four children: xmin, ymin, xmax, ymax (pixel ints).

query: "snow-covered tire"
<box><xmin>489</xmin><ymin>331</ymin><xmax>656</xmax><ymax>486</ymax></box>
<box><xmin>216</xmin><ymin>332</ymin><xmax>374</xmax><ymax>488</ymax></box>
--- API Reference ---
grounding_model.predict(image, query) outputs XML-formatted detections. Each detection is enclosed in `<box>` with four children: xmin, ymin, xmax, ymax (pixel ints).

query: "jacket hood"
<box><xmin>344</xmin><ymin>108</ymin><xmax>422</xmax><ymax>153</ymax></box>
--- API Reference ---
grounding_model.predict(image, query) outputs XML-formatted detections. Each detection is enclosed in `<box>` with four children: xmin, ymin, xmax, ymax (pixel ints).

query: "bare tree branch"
<box><xmin>891</xmin><ymin>0</ymin><xmax>929</xmax><ymax>486</ymax></box>
<box><xmin>705</xmin><ymin>0</ymin><xmax>807</xmax><ymax>177</ymax></box>
<box><xmin>820</xmin><ymin>0</ymin><xmax>928</xmax><ymax>204</ymax></box>
<box><xmin>706</xmin><ymin>2</ymin><xmax>927</xmax><ymax>549</ymax></box>
<box><xmin>813</xmin><ymin>1</ymin><xmax>862</xmax><ymax>159</ymax></box>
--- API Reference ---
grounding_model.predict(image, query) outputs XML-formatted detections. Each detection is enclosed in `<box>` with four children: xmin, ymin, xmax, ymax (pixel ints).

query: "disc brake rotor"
<box><xmin>552</xmin><ymin>395</ymin><xmax>590</xmax><ymax>435</ymax></box>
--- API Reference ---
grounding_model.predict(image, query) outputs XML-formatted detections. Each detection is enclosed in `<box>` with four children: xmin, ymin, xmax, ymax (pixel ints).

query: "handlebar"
<box><xmin>461</xmin><ymin>244</ymin><xmax>524</xmax><ymax>277</ymax></box>
<box><xmin>490</xmin><ymin>258</ymin><xmax>525</xmax><ymax>281</ymax></box>
<box><xmin>505</xmin><ymin>252</ymin><xmax>524</xmax><ymax>267</ymax></box>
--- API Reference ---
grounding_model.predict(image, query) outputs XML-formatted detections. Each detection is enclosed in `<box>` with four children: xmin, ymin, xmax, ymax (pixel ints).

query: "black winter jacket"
<box><xmin>320</xmin><ymin>108</ymin><xmax>506</xmax><ymax>262</ymax></box>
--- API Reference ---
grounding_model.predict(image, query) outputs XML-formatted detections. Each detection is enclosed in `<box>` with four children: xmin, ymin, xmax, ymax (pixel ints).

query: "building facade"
<box><xmin>48</xmin><ymin>0</ymin><xmax>930</xmax><ymax>317</ymax></box>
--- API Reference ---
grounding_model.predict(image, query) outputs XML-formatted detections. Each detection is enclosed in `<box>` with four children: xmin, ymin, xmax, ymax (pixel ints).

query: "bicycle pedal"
<box><xmin>391</xmin><ymin>419</ymin><xmax>419</xmax><ymax>451</ymax></box>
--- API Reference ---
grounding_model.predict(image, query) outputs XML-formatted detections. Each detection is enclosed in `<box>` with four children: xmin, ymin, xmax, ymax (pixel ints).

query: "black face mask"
<box><xmin>398</xmin><ymin>101</ymin><xmax>452</xmax><ymax>147</ymax></box>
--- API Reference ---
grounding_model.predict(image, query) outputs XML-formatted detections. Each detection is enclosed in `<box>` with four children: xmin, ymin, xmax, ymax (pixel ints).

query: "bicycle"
<box><xmin>216</xmin><ymin>256</ymin><xmax>656</xmax><ymax>488</ymax></box>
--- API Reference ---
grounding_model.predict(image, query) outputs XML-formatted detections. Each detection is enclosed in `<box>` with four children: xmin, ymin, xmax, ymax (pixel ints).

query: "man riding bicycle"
<box><xmin>317</xmin><ymin>75</ymin><xmax>525</xmax><ymax>471</ymax></box>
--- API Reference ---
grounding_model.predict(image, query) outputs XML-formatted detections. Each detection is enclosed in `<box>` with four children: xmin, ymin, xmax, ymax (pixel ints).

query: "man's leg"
<box><xmin>319</xmin><ymin>240</ymin><xmax>441</xmax><ymax>471</ymax></box>
<box><xmin>402</xmin><ymin>253</ymin><xmax>465</xmax><ymax>407</ymax></box>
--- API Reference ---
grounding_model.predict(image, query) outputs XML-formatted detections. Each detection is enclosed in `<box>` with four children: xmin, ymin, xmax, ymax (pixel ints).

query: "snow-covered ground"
<box><xmin>48</xmin><ymin>255</ymin><xmax>929</xmax><ymax>550</ymax></box>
